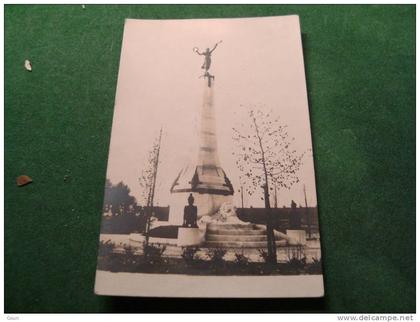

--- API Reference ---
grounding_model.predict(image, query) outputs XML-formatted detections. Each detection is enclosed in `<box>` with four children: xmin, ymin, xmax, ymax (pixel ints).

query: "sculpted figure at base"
<box><xmin>183</xmin><ymin>193</ymin><xmax>198</xmax><ymax>228</ymax></box>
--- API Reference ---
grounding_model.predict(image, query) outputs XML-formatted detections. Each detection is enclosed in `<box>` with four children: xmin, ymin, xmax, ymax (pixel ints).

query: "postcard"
<box><xmin>95</xmin><ymin>15</ymin><xmax>323</xmax><ymax>298</ymax></box>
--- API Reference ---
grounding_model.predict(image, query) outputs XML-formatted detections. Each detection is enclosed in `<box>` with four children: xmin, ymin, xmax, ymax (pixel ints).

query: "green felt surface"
<box><xmin>5</xmin><ymin>5</ymin><xmax>415</xmax><ymax>313</ymax></box>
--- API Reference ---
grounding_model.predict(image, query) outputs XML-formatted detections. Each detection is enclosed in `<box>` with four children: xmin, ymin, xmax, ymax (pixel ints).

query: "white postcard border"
<box><xmin>95</xmin><ymin>271</ymin><xmax>324</xmax><ymax>298</ymax></box>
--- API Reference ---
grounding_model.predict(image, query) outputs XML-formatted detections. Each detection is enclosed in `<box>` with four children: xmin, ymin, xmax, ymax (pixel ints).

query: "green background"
<box><xmin>5</xmin><ymin>5</ymin><xmax>415</xmax><ymax>313</ymax></box>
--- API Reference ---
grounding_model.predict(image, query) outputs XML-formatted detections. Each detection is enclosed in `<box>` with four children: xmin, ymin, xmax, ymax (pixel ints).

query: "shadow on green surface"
<box><xmin>105</xmin><ymin>296</ymin><xmax>326</xmax><ymax>313</ymax></box>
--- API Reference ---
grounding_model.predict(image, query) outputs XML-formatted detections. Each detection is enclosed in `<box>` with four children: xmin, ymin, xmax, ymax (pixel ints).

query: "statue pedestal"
<box><xmin>177</xmin><ymin>227</ymin><xmax>203</xmax><ymax>247</ymax></box>
<box><xmin>286</xmin><ymin>230</ymin><xmax>307</xmax><ymax>246</ymax></box>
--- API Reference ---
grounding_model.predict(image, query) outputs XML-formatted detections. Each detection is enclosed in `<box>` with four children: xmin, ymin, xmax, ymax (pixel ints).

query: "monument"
<box><xmin>141</xmin><ymin>41</ymin><xmax>303</xmax><ymax>250</ymax></box>
<box><xmin>167</xmin><ymin>41</ymin><xmax>234</xmax><ymax>225</ymax></box>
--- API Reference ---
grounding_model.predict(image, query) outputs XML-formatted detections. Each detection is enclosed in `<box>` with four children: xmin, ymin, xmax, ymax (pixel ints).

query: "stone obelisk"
<box><xmin>168</xmin><ymin>42</ymin><xmax>234</xmax><ymax>225</ymax></box>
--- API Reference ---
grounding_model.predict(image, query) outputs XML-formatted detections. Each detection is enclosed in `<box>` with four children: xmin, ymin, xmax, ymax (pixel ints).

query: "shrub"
<box><xmin>258</xmin><ymin>249</ymin><xmax>270</xmax><ymax>263</ymax></box>
<box><xmin>181</xmin><ymin>246</ymin><xmax>200</xmax><ymax>265</ymax></box>
<box><xmin>255</xmin><ymin>249</ymin><xmax>279</xmax><ymax>274</ymax></box>
<box><xmin>207</xmin><ymin>248</ymin><xmax>227</xmax><ymax>268</ymax></box>
<box><xmin>122</xmin><ymin>245</ymin><xmax>140</xmax><ymax>268</ymax></box>
<box><xmin>106</xmin><ymin>252</ymin><xmax>124</xmax><ymax>272</ymax></box>
<box><xmin>234</xmin><ymin>251</ymin><xmax>250</xmax><ymax>267</ymax></box>
<box><xmin>307</xmin><ymin>257</ymin><xmax>322</xmax><ymax>274</ymax></box>
<box><xmin>143</xmin><ymin>242</ymin><xmax>166</xmax><ymax>265</ymax></box>
<box><xmin>286</xmin><ymin>256</ymin><xmax>306</xmax><ymax>273</ymax></box>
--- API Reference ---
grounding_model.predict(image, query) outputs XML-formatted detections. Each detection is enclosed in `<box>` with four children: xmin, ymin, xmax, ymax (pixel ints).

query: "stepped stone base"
<box><xmin>205</xmin><ymin>240</ymin><xmax>287</xmax><ymax>248</ymax></box>
<box><xmin>206</xmin><ymin>234</ymin><xmax>267</xmax><ymax>242</ymax></box>
<box><xmin>205</xmin><ymin>223</ymin><xmax>290</xmax><ymax>248</ymax></box>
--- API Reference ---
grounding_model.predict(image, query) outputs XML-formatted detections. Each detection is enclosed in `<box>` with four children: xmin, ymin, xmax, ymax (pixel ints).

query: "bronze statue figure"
<box><xmin>183</xmin><ymin>193</ymin><xmax>198</xmax><ymax>228</ymax></box>
<box><xmin>193</xmin><ymin>40</ymin><xmax>222</xmax><ymax>72</ymax></box>
<box><xmin>193</xmin><ymin>41</ymin><xmax>222</xmax><ymax>87</ymax></box>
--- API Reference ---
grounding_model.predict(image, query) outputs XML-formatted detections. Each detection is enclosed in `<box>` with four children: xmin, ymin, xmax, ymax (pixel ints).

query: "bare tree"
<box><xmin>233</xmin><ymin>108</ymin><xmax>305</xmax><ymax>264</ymax></box>
<box><xmin>138</xmin><ymin>128</ymin><xmax>163</xmax><ymax>258</ymax></box>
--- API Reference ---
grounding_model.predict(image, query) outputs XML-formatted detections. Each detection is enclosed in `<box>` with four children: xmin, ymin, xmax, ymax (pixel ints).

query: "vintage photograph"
<box><xmin>95</xmin><ymin>15</ymin><xmax>323</xmax><ymax>297</ymax></box>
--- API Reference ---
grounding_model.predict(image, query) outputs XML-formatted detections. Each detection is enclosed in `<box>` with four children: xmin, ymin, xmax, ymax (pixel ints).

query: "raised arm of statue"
<box><xmin>210</xmin><ymin>40</ymin><xmax>222</xmax><ymax>53</ymax></box>
<box><xmin>193</xmin><ymin>47</ymin><xmax>205</xmax><ymax>55</ymax></box>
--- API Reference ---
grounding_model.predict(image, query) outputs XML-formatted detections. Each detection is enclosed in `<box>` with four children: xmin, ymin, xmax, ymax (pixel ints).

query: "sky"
<box><xmin>106</xmin><ymin>15</ymin><xmax>318</xmax><ymax>208</ymax></box>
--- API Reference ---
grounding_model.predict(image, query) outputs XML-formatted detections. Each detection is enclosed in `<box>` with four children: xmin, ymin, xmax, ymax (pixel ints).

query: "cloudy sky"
<box><xmin>106</xmin><ymin>15</ymin><xmax>318</xmax><ymax>208</ymax></box>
